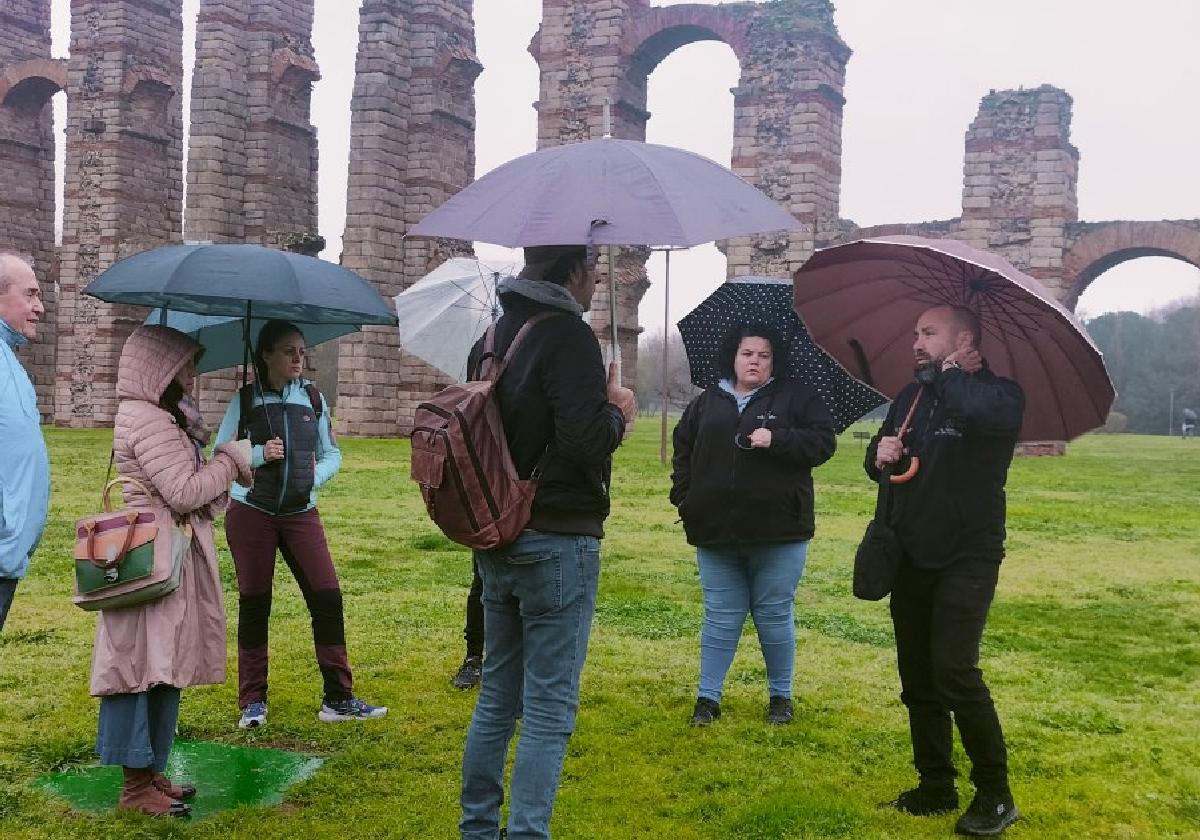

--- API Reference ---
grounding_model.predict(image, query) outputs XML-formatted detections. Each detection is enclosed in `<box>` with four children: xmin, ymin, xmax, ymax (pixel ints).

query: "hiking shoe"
<box><xmin>452</xmin><ymin>655</ymin><xmax>483</xmax><ymax>690</ymax></box>
<box><xmin>238</xmin><ymin>701</ymin><xmax>267</xmax><ymax>730</ymax></box>
<box><xmin>318</xmin><ymin>696</ymin><xmax>388</xmax><ymax>722</ymax></box>
<box><xmin>887</xmin><ymin>783</ymin><xmax>959</xmax><ymax>815</ymax></box>
<box><xmin>955</xmin><ymin>790</ymin><xmax>1019</xmax><ymax>836</ymax></box>
<box><xmin>766</xmin><ymin>695</ymin><xmax>794</xmax><ymax>725</ymax></box>
<box><xmin>690</xmin><ymin>697</ymin><xmax>721</xmax><ymax>727</ymax></box>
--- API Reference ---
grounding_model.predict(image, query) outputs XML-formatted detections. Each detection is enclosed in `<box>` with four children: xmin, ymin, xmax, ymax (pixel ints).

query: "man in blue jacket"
<box><xmin>0</xmin><ymin>252</ymin><xmax>50</xmax><ymax>632</ymax></box>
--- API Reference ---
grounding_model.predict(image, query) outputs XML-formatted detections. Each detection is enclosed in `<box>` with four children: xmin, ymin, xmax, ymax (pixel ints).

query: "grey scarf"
<box><xmin>498</xmin><ymin>275</ymin><xmax>584</xmax><ymax>317</ymax></box>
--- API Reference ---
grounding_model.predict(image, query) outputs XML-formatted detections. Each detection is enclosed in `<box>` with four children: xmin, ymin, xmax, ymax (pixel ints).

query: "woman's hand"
<box><xmin>749</xmin><ymin>428</ymin><xmax>772</xmax><ymax>448</ymax></box>
<box><xmin>263</xmin><ymin>437</ymin><xmax>285</xmax><ymax>462</ymax></box>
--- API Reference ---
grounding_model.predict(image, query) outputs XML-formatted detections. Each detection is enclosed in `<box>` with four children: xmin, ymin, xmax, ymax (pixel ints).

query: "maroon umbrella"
<box><xmin>792</xmin><ymin>236</ymin><xmax>1115</xmax><ymax>442</ymax></box>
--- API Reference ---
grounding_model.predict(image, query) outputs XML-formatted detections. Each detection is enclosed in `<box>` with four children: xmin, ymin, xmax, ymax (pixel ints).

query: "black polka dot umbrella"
<box><xmin>678</xmin><ymin>277</ymin><xmax>886</xmax><ymax>432</ymax></box>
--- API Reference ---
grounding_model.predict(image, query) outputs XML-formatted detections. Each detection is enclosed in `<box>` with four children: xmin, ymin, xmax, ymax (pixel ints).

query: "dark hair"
<box><xmin>715</xmin><ymin>322</ymin><xmax>789</xmax><ymax>382</ymax></box>
<box><xmin>253</xmin><ymin>319</ymin><xmax>305</xmax><ymax>384</ymax></box>
<box><xmin>160</xmin><ymin>379</ymin><xmax>188</xmax><ymax>429</ymax></box>
<box><xmin>541</xmin><ymin>247</ymin><xmax>590</xmax><ymax>286</ymax></box>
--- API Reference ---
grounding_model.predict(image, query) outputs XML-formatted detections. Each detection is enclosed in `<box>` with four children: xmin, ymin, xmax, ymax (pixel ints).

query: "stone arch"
<box><xmin>1061</xmin><ymin>221</ymin><xmax>1200</xmax><ymax>310</ymax></box>
<box><xmin>0</xmin><ymin>58</ymin><xmax>67</xmax><ymax>111</ymax></box>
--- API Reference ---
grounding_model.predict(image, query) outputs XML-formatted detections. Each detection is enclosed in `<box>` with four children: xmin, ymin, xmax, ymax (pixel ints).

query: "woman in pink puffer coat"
<box><xmin>90</xmin><ymin>325</ymin><xmax>252</xmax><ymax>817</ymax></box>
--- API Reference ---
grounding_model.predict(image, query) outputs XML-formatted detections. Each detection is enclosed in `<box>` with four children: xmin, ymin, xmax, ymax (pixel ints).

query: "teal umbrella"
<box><xmin>85</xmin><ymin>243</ymin><xmax>396</xmax><ymax>326</ymax></box>
<box><xmin>144</xmin><ymin>309</ymin><xmax>357</xmax><ymax>374</ymax></box>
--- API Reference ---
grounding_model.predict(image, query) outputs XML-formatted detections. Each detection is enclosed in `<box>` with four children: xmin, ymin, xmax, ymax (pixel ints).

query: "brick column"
<box><xmin>961</xmin><ymin>85</ymin><xmax>1079</xmax><ymax>293</ymax></box>
<box><xmin>0</xmin><ymin>1</ymin><xmax>63</xmax><ymax>419</ymax></box>
<box><xmin>55</xmin><ymin>0</ymin><xmax>184</xmax><ymax>426</ymax></box>
<box><xmin>187</xmin><ymin>0</ymin><xmax>321</xmax><ymax>429</ymax></box>
<box><xmin>338</xmin><ymin>0</ymin><xmax>480</xmax><ymax>436</ymax></box>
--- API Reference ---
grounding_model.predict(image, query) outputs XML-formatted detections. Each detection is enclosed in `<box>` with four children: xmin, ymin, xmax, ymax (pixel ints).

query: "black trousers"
<box><xmin>464</xmin><ymin>558</ymin><xmax>484</xmax><ymax>658</ymax></box>
<box><xmin>890</xmin><ymin>555</ymin><xmax>1009</xmax><ymax>793</ymax></box>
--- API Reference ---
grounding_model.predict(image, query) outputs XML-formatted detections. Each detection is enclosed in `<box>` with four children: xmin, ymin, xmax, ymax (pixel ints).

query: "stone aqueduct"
<box><xmin>1</xmin><ymin>0</ymin><xmax>1197</xmax><ymax>434</ymax></box>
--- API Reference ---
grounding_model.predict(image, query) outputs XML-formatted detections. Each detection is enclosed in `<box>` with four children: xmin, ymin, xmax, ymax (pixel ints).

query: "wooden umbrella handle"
<box><xmin>888</xmin><ymin>389</ymin><xmax>925</xmax><ymax>484</ymax></box>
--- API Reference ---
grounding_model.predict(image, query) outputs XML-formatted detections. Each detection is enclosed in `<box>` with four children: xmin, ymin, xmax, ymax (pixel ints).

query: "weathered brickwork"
<box><xmin>186</xmin><ymin>0</ymin><xmax>321</xmax><ymax>429</ymax></box>
<box><xmin>530</xmin><ymin>0</ymin><xmax>850</xmax><ymax>388</ymax></box>
<box><xmin>0</xmin><ymin>2</ymin><xmax>64</xmax><ymax>419</ymax></box>
<box><xmin>53</xmin><ymin>0</ymin><xmax>184</xmax><ymax>427</ymax></box>
<box><xmin>337</xmin><ymin>0</ymin><xmax>480</xmax><ymax>436</ymax></box>
<box><xmin>830</xmin><ymin>84</ymin><xmax>1200</xmax><ymax>314</ymax></box>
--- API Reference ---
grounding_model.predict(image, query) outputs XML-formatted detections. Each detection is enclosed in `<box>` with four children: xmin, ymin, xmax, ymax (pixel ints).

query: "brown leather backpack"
<box><xmin>409</xmin><ymin>312</ymin><xmax>559</xmax><ymax>550</ymax></box>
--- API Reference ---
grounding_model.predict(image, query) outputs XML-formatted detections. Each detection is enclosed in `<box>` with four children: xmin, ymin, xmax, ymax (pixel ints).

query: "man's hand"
<box><xmin>748</xmin><ymin>428</ymin><xmax>772</xmax><ymax>448</ymax></box>
<box><xmin>606</xmin><ymin>362</ymin><xmax>636</xmax><ymax>437</ymax></box>
<box><xmin>263</xmin><ymin>436</ymin><xmax>285</xmax><ymax>462</ymax></box>
<box><xmin>942</xmin><ymin>333</ymin><xmax>982</xmax><ymax>374</ymax></box>
<box><xmin>874</xmin><ymin>435</ymin><xmax>904</xmax><ymax>470</ymax></box>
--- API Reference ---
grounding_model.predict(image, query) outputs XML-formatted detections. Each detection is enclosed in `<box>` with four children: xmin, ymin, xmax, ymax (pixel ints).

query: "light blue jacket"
<box><xmin>213</xmin><ymin>378</ymin><xmax>341</xmax><ymax>512</ymax></box>
<box><xmin>0</xmin><ymin>320</ymin><xmax>50</xmax><ymax>579</ymax></box>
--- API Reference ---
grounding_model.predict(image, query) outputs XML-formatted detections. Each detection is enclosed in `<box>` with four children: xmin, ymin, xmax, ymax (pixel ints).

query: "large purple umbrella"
<box><xmin>407</xmin><ymin>137</ymin><xmax>801</xmax><ymax>248</ymax></box>
<box><xmin>792</xmin><ymin>236</ymin><xmax>1116</xmax><ymax>442</ymax></box>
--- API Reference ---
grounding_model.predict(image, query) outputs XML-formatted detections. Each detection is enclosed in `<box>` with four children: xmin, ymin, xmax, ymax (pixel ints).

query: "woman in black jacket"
<box><xmin>671</xmin><ymin>323</ymin><xmax>836</xmax><ymax>726</ymax></box>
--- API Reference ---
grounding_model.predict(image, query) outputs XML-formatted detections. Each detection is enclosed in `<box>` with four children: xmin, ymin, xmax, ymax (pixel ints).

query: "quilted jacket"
<box><xmin>89</xmin><ymin>325</ymin><xmax>252</xmax><ymax>696</ymax></box>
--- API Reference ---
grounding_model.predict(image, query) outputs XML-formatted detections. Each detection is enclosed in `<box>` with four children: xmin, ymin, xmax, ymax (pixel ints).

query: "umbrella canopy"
<box><xmin>792</xmin><ymin>236</ymin><xmax>1116</xmax><ymax>442</ymax></box>
<box><xmin>85</xmin><ymin>243</ymin><xmax>397</xmax><ymax>326</ymax></box>
<box><xmin>677</xmin><ymin>277</ymin><xmax>887</xmax><ymax>433</ymax></box>
<box><xmin>144</xmin><ymin>309</ymin><xmax>357</xmax><ymax>375</ymax></box>
<box><xmin>408</xmin><ymin>137</ymin><xmax>801</xmax><ymax>248</ymax></box>
<box><xmin>394</xmin><ymin>257</ymin><xmax>517</xmax><ymax>382</ymax></box>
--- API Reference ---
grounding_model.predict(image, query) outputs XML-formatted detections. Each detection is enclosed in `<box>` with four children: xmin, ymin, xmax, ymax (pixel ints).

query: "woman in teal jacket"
<box><xmin>214</xmin><ymin>320</ymin><xmax>385</xmax><ymax>728</ymax></box>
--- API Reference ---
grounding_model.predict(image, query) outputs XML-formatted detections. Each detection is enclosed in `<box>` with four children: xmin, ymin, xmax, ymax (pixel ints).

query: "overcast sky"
<box><xmin>51</xmin><ymin>0</ymin><xmax>1200</xmax><ymax>327</ymax></box>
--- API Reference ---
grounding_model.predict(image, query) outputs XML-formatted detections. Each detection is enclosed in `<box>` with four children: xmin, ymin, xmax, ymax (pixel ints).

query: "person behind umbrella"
<box><xmin>866</xmin><ymin>305</ymin><xmax>1024</xmax><ymax>837</ymax></box>
<box><xmin>459</xmin><ymin>244</ymin><xmax>636</xmax><ymax>840</ymax></box>
<box><xmin>214</xmin><ymin>320</ymin><xmax>386</xmax><ymax>728</ymax></box>
<box><xmin>670</xmin><ymin>322</ymin><xmax>836</xmax><ymax>727</ymax></box>
<box><xmin>93</xmin><ymin>325</ymin><xmax>253</xmax><ymax>816</ymax></box>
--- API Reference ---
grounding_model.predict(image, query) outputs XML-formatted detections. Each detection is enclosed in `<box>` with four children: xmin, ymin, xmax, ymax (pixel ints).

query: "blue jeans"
<box><xmin>0</xmin><ymin>577</ymin><xmax>17</xmax><ymax>632</ymax></box>
<box><xmin>96</xmin><ymin>685</ymin><xmax>182</xmax><ymax>771</ymax></box>
<box><xmin>460</xmin><ymin>530</ymin><xmax>601</xmax><ymax>840</ymax></box>
<box><xmin>696</xmin><ymin>541</ymin><xmax>809</xmax><ymax>702</ymax></box>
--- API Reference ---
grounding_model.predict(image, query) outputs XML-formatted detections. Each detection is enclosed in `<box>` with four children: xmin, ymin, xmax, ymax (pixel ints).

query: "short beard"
<box><xmin>914</xmin><ymin>362</ymin><xmax>940</xmax><ymax>385</ymax></box>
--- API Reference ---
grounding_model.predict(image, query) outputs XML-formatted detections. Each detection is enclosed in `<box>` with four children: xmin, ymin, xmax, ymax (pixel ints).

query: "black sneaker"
<box><xmin>452</xmin><ymin>655</ymin><xmax>483</xmax><ymax>690</ymax></box>
<box><xmin>766</xmin><ymin>695</ymin><xmax>793</xmax><ymax>725</ymax></box>
<box><xmin>955</xmin><ymin>790</ymin><xmax>1020</xmax><ymax>836</ymax></box>
<box><xmin>887</xmin><ymin>783</ymin><xmax>959</xmax><ymax>815</ymax></box>
<box><xmin>690</xmin><ymin>697</ymin><xmax>721</xmax><ymax>727</ymax></box>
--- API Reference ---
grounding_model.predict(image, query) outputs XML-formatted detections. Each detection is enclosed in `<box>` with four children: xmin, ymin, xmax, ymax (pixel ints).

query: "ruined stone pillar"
<box><xmin>961</xmin><ymin>85</ymin><xmax>1078</xmax><ymax>294</ymax></box>
<box><xmin>727</xmin><ymin>0</ymin><xmax>849</xmax><ymax>276</ymax></box>
<box><xmin>187</xmin><ymin>0</ymin><xmax>321</xmax><ymax>428</ymax></box>
<box><xmin>338</xmin><ymin>0</ymin><xmax>480</xmax><ymax>436</ymax></box>
<box><xmin>0</xmin><ymin>1</ymin><xmax>64</xmax><ymax>419</ymax></box>
<box><xmin>54</xmin><ymin>0</ymin><xmax>184</xmax><ymax>426</ymax></box>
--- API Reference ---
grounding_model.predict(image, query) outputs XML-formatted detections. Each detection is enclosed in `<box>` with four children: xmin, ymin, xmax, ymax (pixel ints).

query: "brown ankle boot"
<box><xmin>152</xmin><ymin>772</ymin><xmax>196</xmax><ymax>801</ymax></box>
<box><xmin>118</xmin><ymin>767</ymin><xmax>190</xmax><ymax>817</ymax></box>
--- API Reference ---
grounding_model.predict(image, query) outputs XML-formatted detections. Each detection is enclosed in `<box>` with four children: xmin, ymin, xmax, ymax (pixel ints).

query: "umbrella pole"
<box><xmin>607</xmin><ymin>244</ymin><xmax>620</xmax><ymax>384</ymax></box>
<box><xmin>660</xmin><ymin>250</ymin><xmax>670</xmax><ymax>465</ymax></box>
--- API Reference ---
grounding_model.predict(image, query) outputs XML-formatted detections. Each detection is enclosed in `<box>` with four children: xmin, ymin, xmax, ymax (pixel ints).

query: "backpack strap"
<box><xmin>482</xmin><ymin>311</ymin><xmax>562</xmax><ymax>383</ymax></box>
<box><xmin>237</xmin><ymin>383</ymin><xmax>254</xmax><ymax>441</ymax></box>
<box><xmin>304</xmin><ymin>382</ymin><xmax>323</xmax><ymax>417</ymax></box>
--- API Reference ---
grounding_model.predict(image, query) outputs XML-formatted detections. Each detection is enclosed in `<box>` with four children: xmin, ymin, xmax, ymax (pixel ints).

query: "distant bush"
<box><xmin>1101</xmin><ymin>411</ymin><xmax>1128</xmax><ymax>433</ymax></box>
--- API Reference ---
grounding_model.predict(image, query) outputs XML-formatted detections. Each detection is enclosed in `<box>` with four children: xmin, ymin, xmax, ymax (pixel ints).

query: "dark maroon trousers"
<box><xmin>226</xmin><ymin>502</ymin><xmax>353</xmax><ymax>707</ymax></box>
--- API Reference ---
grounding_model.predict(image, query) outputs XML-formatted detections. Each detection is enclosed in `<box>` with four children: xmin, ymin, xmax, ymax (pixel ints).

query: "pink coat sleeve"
<box><xmin>127</xmin><ymin>413</ymin><xmax>251</xmax><ymax>516</ymax></box>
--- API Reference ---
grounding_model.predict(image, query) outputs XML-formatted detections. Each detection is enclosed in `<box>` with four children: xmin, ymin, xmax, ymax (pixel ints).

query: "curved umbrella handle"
<box><xmin>889</xmin><ymin>455</ymin><xmax>920</xmax><ymax>484</ymax></box>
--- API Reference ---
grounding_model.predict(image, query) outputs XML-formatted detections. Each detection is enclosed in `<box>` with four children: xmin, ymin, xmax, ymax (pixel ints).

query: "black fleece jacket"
<box><xmin>670</xmin><ymin>378</ymin><xmax>837</xmax><ymax>547</ymax></box>
<box><xmin>864</xmin><ymin>365</ymin><xmax>1024</xmax><ymax>568</ymax></box>
<box><xmin>467</xmin><ymin>292</ymin><xmax>625</xmax><ymax>539</ymax></box>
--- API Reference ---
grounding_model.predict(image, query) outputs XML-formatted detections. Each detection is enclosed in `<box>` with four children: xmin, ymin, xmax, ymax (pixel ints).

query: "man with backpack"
<box><xmin>456</xmin><ymin>244</ymin><xmax>635</xmax><ymax>840</ymax></box>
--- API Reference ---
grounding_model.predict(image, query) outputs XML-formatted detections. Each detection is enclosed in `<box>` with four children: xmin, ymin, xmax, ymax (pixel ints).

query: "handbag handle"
<box><xmin>83</xmin><ymin>511</ymin><xmax>140</xmax><ymax>571</ymax></box>
<box><xmin>102</xmin><ymin>476</ymin><xmax>155</xmax><ymax>513</ymax></box>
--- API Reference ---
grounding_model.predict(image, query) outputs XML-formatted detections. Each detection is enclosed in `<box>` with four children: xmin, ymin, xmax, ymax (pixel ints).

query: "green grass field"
<box><xmin>1</xmin><ymin>425</ymin><xmax>1197</xmax><ymax>838</ymax></box>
